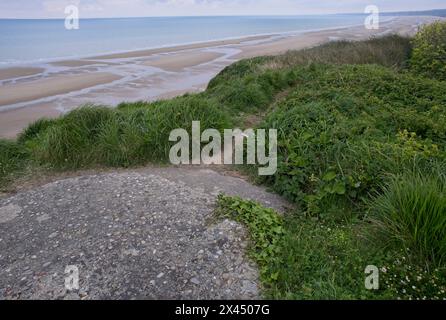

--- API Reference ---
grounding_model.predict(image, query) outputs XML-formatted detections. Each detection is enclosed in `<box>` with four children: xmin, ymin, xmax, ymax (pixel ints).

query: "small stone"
<box><xmin>0</xmin><ymin>204</ymin><xmax>21</xmax><ymax>224</ymax></box>
<box><xmin>37</xmin><ymin>214</ymin><xmax>50</xmax><ymax>223</ymax></box>
<box><xmin>48</xmin><ymin>232</ymin><xmax>58</xmax><ymax>239</ymax></box>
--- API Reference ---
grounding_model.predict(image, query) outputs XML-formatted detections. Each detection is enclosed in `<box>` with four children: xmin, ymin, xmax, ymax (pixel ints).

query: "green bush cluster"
<box><xmin>411</xmin><ymin>21</ymin><xmax>446</xmax><ymax>80</ymax></box>
<box><xmin>257</xmin><ymin>64</ymin><xmax>446</xmax><ymax>219</ymax></box>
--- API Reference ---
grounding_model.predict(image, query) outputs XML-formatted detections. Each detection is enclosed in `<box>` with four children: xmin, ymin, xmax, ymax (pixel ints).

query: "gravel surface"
<box><xmin>0</xmin><ymin>167</ymin><xmax>290</xmax><ymax>300</ymax></box>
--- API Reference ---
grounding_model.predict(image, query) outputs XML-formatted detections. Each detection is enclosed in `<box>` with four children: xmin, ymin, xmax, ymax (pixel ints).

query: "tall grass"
<box><xmin>0</xmin><ymin>139</ymin><xmax>29</xmax><ymax>187</ymax></box>
<box><xmin>267</xmin><ymin>35</ymin><xmax>413</xmax><ymax>70</ymax></box>
<box><xmin>368</xmin><ymin>172</ymin><xmax>446</xmax><ymax>266</ymax></box>
<box><xmin>29</xmin><ymin>96</ymin><xmax>231</xmax><ymax>169</ymax></box>
<box><xmin>209</xmin><ymin>35</ymin><xmax>412</xmax><ymax>90</ymax></box>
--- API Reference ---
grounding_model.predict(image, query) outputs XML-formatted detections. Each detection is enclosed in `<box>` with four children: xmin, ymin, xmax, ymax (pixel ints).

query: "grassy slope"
<box><xmin>1</xmin><ymin>35</ymin><xmax>445</xmax><ymax>299</ymax></box>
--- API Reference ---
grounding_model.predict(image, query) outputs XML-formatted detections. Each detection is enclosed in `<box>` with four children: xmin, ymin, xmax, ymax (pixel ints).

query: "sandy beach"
<box><xmin>0</xmin><ymin>16</ymin><xmax>442</xmax><ymax>138</ymax></box>
<box><xmin>0</xmin><ymin>67</ymin><xmax>45</xmax><ymax>81</ymax></box>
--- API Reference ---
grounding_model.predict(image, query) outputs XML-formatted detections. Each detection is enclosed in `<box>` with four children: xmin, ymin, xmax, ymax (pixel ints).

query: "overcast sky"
<box><xmin>0</xmin><ymin>0</ymin><xmax>445</xmax><ymax>19</ymax></box>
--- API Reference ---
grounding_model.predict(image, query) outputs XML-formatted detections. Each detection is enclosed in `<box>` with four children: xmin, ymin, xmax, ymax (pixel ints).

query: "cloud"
<box><xmin>0</xmin><ymin>0</ymin><xmax>445</xmax><ymax>18</ymax></box>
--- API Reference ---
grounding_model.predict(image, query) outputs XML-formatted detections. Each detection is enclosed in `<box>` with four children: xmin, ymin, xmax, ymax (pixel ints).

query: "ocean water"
<box><xmin>0</xmin><ymin>15</ymin><xmax>374</xmax><ymax>65</ymax></box>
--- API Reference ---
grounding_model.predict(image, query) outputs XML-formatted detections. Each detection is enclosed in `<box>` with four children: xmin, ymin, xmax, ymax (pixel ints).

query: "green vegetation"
<box><xmin>216</xmin><ymin>195</ymin><xmax>284</xmax><ymax>284</ymax></box>
<box><xmin>217</xmin><ymin>194</ymin><xmax>446</xmax><ymax>300</ymax></box>
<box><xmin>368</xmin><ymin>172</ymin><xmax>446</xmax><ymax>267</ymax></box>
<box><xmin>411</xmin><ymin>21</ymin><xmax>446</xmax><ymax>81</ymax></box>
<box><xmin>256</xmin><ymin>64</ymin><xmax>446</xmax><ymax>219</ymax></box>
<box><xmin>216</xmin><ymin>196</ymin><xmax>390</xmax><ymax>299</ymax></box>
<box><xmin>23</xmin><ymin>97</ymin><xmax>231</xmax><ymax>169</ymax></box>
<box><xmin>2</xmin><ymin>29</ymin><xmax>446</xmax><ymax>299</ymax></box>
<box><xmin>0</xmin><ymin>139</ymin><xmax>29</xmax><ymax>187</ymax></box>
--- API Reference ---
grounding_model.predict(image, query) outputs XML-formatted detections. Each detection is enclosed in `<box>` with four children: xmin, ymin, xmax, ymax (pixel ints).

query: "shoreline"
<box><xmin>0</xmin><ymin>16</ymin><xmax>443</xmax><ymax>139</ymax></box>
<box><xmin>0</xmin><ymin>16</ymin><xmax>396</xmax><ymax>68</ymax></box>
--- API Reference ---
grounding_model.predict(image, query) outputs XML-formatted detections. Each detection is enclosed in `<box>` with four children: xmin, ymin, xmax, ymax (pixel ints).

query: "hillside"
<box><xmin>1</xmin><ymin>25</ymin><xmax>446</xmax><ymax>299</ymax></box>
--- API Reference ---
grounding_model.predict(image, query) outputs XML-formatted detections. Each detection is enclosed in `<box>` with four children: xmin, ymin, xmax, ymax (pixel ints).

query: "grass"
<box><xmin>24</xmin><ymin>96</ymin><xmax>231</xmax><ymax>169</ymax></box>
<box><xmin>207</xmin><ymin>35</ymin><xmax>413</xmax><ymax>89</ymax></box>
<box><xmin>368</xmin><ymin>172</ymin><xmax>446</xmax><ymax>267</ymax></box>
<box><xmin>7</xmin><ymin>35</ymin><xmax>422</xmax><ymax>176</ymax></box>
<box><xmin>2</xmin><ymin>33</ymin><xmax>446</xmax><ymax>300</ymax></box>
<box><xmin>0</xmin><ymin>139</ymin><xmax>29</xmax><ymax>188</ymax></box>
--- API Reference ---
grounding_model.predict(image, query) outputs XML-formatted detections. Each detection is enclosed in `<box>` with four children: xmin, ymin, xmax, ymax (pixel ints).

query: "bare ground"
<box><xmin>0</xmin><ymin>167</ymin><xmax>290</xmax><ymax>300</ymax></box>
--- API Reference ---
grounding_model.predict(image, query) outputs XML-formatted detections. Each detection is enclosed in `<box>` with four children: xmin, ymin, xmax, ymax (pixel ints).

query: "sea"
<box><xmin>0</xmin><ymin>15</ymin><xmax>381</xmax><ymax>65</ymax></box>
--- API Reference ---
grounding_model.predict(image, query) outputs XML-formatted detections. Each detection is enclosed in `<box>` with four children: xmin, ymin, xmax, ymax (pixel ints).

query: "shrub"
<box><xmin>256</xmin><ymin>64</ymin><xmax>446</xmax><ymax>218</ymax></box>
<box><xmin>368</xmin><ymin>172</ymin><xmax>446</xmax><ymax>266</ymax></box>
<box><xmin>411</xmin><ymin>21</ymin><xmax>446</xmax><ymax>80</ymax></box>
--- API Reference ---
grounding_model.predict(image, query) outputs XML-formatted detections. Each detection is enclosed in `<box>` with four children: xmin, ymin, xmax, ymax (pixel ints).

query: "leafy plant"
<box><xmin>215</xmin><ymin>195</ymin><xmax>284</xmax><ymax>285</ymax></box>
<box><xmin>411</xmin><ymin>21</ymin><xmax>446</xmax><ymax>80</ymax></box>
<box><xmin>256</xmin><ymin>64</ymin><xmax>446</xmax><ymax>219</ymax></box>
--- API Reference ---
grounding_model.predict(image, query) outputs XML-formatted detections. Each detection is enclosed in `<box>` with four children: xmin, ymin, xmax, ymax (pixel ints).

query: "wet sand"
<box><xmin>50</xmin><ymin>60</ymin><xmax>110</xmax><ymax>67</ymax></box>
<box><xmin>0</xmin><ymin>16</ymin><xmax>442</xmax><ymax>139</ymax></box>
<box><xmin>90</xmin><ymin>35</ymin><xmax>269</xmax><ymax>60</ymax></box>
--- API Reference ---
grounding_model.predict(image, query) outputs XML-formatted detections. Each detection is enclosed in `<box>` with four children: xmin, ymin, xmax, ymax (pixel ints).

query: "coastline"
<box><xmin>0</xmin><ymin>16</ymin><xmax>393</xmax><ymax>67</ymax></box>
<box><xmin>0</xmin><ymin>15</ymin><xmax>442</xmax><ymax>138</ymax></box>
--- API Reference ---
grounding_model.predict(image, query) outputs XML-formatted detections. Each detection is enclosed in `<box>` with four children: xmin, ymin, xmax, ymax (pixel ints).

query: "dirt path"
<box><xmin>0</xmin><ymin>167</ymin><xmax>290</xmax><ymax>300</ymax></box>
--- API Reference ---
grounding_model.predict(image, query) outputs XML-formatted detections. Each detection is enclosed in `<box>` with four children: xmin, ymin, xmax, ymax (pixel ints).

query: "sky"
<box><xmin>0</xmin><ymin>0</ymin><xmax>445</xmax><ymax>19</ymax></box>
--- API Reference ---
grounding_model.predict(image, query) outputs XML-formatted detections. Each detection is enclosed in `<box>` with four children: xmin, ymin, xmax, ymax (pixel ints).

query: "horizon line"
<box><xmin>0</xmin><ymin>8</ymin><xmax>445</xmax><ymax>20</ymax></box>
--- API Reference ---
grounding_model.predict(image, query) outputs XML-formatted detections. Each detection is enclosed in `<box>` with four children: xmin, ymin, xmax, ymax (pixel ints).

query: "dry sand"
<box><xmin>0</xmin><ymin>16</ymin><xmax>442</xmax><ymax>139</ymax></box>
<box><xmin>0</xmin><ymin>102</ymin><xmax>60</xmax><ymax>138</ymax></box>
<box><xmin>143</xmin><ymin>51</ymin><xmax>225</xmax><ymax>72</ymax></box>
<box><xmin>0</xmin><ymin>67</ymin><xmax>44</xmax><ymax>81</ymax></box>
<box><xmin>0</xmin><ymin>72</ymin><xmax>122</xmax><ymax>107</ymax></box>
